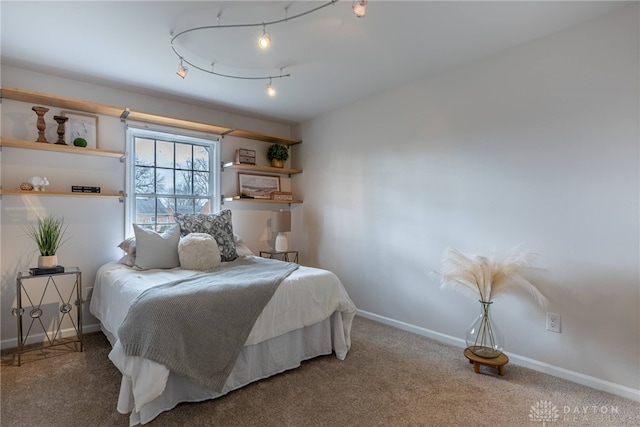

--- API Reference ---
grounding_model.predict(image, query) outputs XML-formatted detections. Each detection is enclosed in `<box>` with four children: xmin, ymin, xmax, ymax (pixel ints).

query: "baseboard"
<box><xmin>0</xmin><ymin>323</ymin><xmax>102</xmax><ymax>350</ymax></box>
<box><xmin>356</xmin><ymin>310</ymin><xmax>640</xmax><ymax>403</ymax></box>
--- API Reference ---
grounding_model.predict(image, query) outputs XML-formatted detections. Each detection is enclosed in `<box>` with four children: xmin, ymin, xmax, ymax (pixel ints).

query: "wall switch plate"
<box><xmin>546</xmin><ymin>312</ymin><xmax>561</xmax><ymax>333</ymax></box>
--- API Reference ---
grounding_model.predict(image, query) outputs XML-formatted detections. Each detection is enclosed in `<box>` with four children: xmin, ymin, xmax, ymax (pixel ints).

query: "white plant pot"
<box><xmin>38</xmin><ymin>255</ymin><xmax>58</xmax><ymax>269</ymax></box>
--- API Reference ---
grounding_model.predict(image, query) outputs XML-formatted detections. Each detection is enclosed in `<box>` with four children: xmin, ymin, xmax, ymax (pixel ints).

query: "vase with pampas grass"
<box><xmin>440</xmin><ymin>247</ymin><xmax>547</xmax><ymax>359</ymax></box>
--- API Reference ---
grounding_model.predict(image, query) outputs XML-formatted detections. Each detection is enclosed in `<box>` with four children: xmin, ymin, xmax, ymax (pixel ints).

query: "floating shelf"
<box><xmin>224</xmin><ymin>196</ymin><xmax>302</xmax><ymax>204</ymax></box>
<box><xmin>1</xmin><ymin>86</ymin><xmax>301</xmax><ymax>146</ymax></box>
<box><xmin>0</xmin><ymin>189</ymin><xmax>124</xmax><ymax>198</ymax></box>
<box><xmin>223</xmin><ymin>162</ymin><xmax>302</xmax><ymax>176</ymax></box>
<box><xmin>0</xmin><ymin>137</ymin><xmax>125</xmax><ymax>158</ymax></box>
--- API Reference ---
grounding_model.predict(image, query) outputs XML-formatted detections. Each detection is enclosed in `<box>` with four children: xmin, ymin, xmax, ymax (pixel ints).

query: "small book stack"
<box><xmin>71</xmin><ymin>185</ymin><xmax>101</xmax><ymax>193</ymax></box>
<box><xmin>29</xmin><ymin>265</ymin><xmax>65</xmax><ymax>276</ymax></box>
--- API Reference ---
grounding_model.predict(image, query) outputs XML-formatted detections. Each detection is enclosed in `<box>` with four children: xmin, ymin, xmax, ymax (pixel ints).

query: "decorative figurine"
<box><xmin>20</xmin><ymin>182</ymin><xmax>34</xmax><ymax>191</ymax></box>
<box><xmin>29</xmin><ymin>176</ymin><xmax>50</xmax><ymax>191</ymax></box>
<box><xmin>53</xmin><ymin>115</ymin><xmax>69</xmax><ymax>145</ymax></box>
<box><xmin>32</xmin><ymin>106</ymin><xmax>50</xmax><ymax>143</ymax></box>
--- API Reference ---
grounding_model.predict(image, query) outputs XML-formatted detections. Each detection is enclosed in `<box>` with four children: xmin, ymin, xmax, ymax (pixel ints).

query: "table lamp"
<box><xmin>271</xmin><ymin>210</ymin><xmax>291</xmax><ymax>252</ymax></box>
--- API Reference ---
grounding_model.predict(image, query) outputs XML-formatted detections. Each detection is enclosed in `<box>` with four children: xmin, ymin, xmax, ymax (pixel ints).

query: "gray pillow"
<box><xmin>174</xmin><ymin>210</ymin><xmax>238</xmax><ymax>262</ymax></box>
<box><xmin>133</xmin><ymin>223</ymin><xmax>181</xmax><ymax>270</ymax></box>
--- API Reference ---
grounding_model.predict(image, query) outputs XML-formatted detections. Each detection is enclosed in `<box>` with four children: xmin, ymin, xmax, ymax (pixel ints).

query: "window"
<box><xmin>126</xmin><ymin>127</ymin><xmax>220</xmax><ymax>233</ymax></box>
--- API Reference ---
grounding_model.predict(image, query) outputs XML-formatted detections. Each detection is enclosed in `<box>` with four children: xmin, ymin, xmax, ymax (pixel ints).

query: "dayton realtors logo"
<box><xmin>529</xmin><ymin>400</ymin><xmax>561</xmax><ymax>426</ymax></box>
<box><xmin>529</xmin><ymin>400</ymin><xmax>621</xmax><ymax>425</ymax></box>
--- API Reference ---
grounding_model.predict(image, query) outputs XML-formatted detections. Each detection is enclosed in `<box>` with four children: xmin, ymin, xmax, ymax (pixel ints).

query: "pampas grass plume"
<box><xmin>440</xmin><ymin>247</ymin><xmax>548</xmax><ymax>307</ymax></box>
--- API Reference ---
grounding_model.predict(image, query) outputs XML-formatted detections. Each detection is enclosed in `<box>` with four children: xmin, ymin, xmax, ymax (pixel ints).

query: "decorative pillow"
<box><xmin>174</xmin><ymin>210</ymin><xmax>238</xmax><ymax>262</ymax></box>
<box><xmin>118</xmin><ymin>254</ymin><xmax>135</xmax><ymax>267</ymax></box>
<box><xmin>233</xmin><ymin>235</ymin><xmax>254</xmax><ymax>257</ymax></box>
<box><xmin>133</xmin><ymin>223</ymin><xmax>181</xmax><ymax>270</ymax></box>
<box><xmin>178</xmin><ymin>233</ymin><xmax>221</xmax><ymax>270</ymax></box>
<box><xmin>118</xmin><ymin>237</ymin><xmax>136</xmax><ymax>255</ymax></box>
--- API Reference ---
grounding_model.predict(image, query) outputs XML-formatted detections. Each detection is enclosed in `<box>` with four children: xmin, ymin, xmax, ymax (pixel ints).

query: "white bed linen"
<box><xmin>90</xmin><ymin>257</ymin><xmax>356</xmax><ymax>424</ymax></box>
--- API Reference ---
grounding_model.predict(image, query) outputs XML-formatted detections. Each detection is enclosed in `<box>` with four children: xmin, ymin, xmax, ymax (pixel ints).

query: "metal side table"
<box><xmin>12</xmin><ymin>267</ymin><xmax>83</xmax><ymax>365</ymax></box>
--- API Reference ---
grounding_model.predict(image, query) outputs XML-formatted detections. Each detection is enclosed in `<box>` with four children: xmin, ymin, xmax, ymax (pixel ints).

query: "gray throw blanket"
<box><xmin>118</xmin><ymin>256</ymin><xmax>298</xmax><ymax>392</ymax></box>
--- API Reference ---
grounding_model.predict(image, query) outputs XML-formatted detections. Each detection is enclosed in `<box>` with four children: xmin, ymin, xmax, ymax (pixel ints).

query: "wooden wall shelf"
<box><xmin>0</xmin><ymin>138</ymin><xmax>125</xmax><ymax>158</ymax></box>
<box><xmin>0</xmin><ymin>189</ymin><xmax>123</xmax><ymax>198</ymax></box>
<box><xmin>223</xmin><ymin>162</ymin><xmax>302</xmax><ymax>176</ymax></box>
<box><xmin>224</xmin><ymin>196</ymin><xmax>302</xmax><ymax>204</ymax></box>
<box><xmin>1</xmin><ymin>86</ymin><xmax>301</xmax><ymax>146</ymax></box>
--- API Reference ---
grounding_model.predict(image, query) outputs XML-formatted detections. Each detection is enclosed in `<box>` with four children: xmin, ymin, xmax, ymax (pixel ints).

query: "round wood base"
<box><xmin>464</xmin><ymin>347</ymin><xmax>509</xmax><ymax>376</ymax></box>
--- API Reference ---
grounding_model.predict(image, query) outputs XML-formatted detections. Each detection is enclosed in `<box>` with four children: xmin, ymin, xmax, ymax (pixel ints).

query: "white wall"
<box><xmin>0</xmin><ymin>68</ymin><xmax>296</xmax><ymax>346</ymax></box>
<box><xmin>295</xmin><ymin>4</ymin><xmax>639</xmax><ymax>395</ymax></box>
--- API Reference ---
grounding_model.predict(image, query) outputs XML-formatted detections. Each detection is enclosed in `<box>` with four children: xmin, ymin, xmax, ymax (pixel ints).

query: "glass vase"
<box><xmin>465</xmin><ymin>300</ymin><xmax>504</xmax><ymax>359</ymax></box>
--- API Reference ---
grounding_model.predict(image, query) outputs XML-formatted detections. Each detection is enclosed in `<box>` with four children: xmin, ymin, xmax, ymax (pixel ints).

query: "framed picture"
<box><xmin>238</xmin><ymin>173</ymin><xmax>280</xmax><ymax>199</ymax></box>
<box><xmin>62</xmin><ymin>111</ymin><xmax>98</xmax><ymax>148</ymax></box>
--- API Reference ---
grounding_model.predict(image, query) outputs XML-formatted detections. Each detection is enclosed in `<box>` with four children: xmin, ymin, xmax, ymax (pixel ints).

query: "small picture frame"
<box><xmin>238</xmin><ymin>173</ymin><xmax>280</xmax><ymax>199</ymax></box>
<box><xmin>62</xmin><ymin>111</ymin><xmax>98</xmax><ymax>148</ymax></box>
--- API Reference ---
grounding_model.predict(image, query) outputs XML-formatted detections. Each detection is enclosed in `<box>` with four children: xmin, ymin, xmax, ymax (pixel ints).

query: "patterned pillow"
<box><xmin>174</xmin><ymin>210</ymin><xmax>238</xmax><ymax>261</ymax></box>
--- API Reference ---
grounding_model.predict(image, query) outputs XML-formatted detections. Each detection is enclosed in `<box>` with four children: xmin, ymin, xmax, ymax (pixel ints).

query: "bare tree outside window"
<box><xmin>128</xmin><ymin>129</ymin><xmax>219</xmax><ymax>232</ymax></box>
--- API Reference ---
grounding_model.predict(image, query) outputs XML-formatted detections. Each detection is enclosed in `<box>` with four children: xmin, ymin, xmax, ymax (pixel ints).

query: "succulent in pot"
<box><xmin>267</xmin><ymin>144</ymin><xmax>289</xmax><ymax>168</ymax></box>
<box><xmin>24</xmin><ymin>215</ymin><xmax>69</xmax><ymax>268</ymax></box>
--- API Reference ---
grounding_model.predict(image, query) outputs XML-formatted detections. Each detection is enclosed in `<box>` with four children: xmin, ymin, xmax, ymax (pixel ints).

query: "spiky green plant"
<box><xmin>24</xmin><ymin>215</ymin><xmax>69</xmax><ymax>256</ymax></box>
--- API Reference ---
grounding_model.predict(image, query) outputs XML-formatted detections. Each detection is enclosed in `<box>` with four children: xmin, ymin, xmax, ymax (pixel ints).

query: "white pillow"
<box><xmin>178</xmin><ymin>233</ymin><xmax>221</xmax><ymax>270</ymax></box>
<box><xmin>235</xmin><ymin>243</ymin><xmax>254</xmax><ymax>257</ymax></box>
<box><xmin>117</xmin><ymin>236</ymin><xmax>136</xmax><ymax>255</ymax></box>
<box><xmin>117</xmin><ymin>254</ymin><xmax>135</xmax><ymax>267</ymax></box>
<box><xmin>133</xmin><ymin>224</ymin><xmax>181</xmax><ymax>270</ymax></box>
<box><xmin>234</xmin><ymin>234</ymin><xmax>255</xmax><ymax>257</ymax></box>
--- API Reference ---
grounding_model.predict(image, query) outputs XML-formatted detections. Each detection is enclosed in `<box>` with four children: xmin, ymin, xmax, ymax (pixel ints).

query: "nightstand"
<box><xmin>12</xmin><ymin>267</ymin><xmax>83</xmax><ymax>365</ymax></box>
<box><xmin>259</xmin><ymin>250</ymin><xmax>299</xmax><ymax>263</ymax></box>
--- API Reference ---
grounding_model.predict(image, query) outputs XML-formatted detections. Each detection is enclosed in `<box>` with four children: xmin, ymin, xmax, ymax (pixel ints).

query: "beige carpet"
<box><xmin>1</xmin><ymin>316</ymin><xmax>639</xmax><ymax>426</ymax></box>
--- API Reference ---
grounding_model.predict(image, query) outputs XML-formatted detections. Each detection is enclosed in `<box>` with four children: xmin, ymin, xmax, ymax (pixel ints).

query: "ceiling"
<box><xmin>0</xmin><ymin>1</ymin><xmax>629</xmax><ymax>125</ymax></box>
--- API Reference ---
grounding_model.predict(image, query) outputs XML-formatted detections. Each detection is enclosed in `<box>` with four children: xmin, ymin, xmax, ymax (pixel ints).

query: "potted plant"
<box><xmin>267</xmin><ymin>144</ymin><xmax>289</xmax><ymax>168</ymax></box>
<box><xmin>25</xmin><ymin>214</ymin><xmax>69</xmax><ymax>268</ymax></box>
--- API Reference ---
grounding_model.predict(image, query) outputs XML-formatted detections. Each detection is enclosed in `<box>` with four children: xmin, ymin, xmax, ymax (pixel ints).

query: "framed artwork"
<box><xmin>62</xmin><ymin>111</ymin><xmax>98</xmax><ymax>148</ymax></box>
<box><xmin>238</xmin><ymin>173</ymin><xmax>280</xmax><ymax>199</ymax></box>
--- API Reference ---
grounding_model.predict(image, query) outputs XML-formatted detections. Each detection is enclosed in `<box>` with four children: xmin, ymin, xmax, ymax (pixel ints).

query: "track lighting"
<box><xmin>258</xmin><ymin>24</ymin><xmax>271</xmax><ymax>49</ymax></box>
<box><xmin>176</xmin><ymin>59</ymin><xmax>188</xmax><ymax>79</ymax></box>
<box><xmin>353</xmin><ymin>0</ymin><xmax>367</xmax><ymax>18</ymax></box>
<box><xmin>170</xmin><ymin>0</ymin><xmax>367</xmax><ymax>93</ymax></box>
<box><xmin>266</xmin><ymin>78</ymin><xmax>276</xmax><ymax>97</ymax></box>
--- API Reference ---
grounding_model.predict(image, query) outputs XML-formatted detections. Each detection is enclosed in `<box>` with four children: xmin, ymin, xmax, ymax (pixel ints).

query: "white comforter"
<box><xmin>90</xmin><ymin>258</ymin><xmax>356</xmax><ymax>412</ymax></box>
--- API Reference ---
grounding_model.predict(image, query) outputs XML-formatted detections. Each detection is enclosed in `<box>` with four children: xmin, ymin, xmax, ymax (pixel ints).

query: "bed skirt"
<box><xmin>104</xmin><ymin>312</ymin><xmax>347</xmax><ymax>426</ymax></box>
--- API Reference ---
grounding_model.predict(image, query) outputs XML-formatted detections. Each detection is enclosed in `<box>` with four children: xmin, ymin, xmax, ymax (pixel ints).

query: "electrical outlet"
<box><xmin>546</xmin><ymin>312</ymin><xmax>561</xmax><ymax>333</ymax></box>
<box><xmin>86</xmin><ymin>287</ymin><xmax>94</xmax><ymax>301</ymax></box>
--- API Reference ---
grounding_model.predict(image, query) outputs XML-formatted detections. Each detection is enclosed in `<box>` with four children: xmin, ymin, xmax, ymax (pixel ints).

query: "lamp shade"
<box><xmin>271</xmin><ymin>210</ymin><xmax>291</xmax><ymax>233</ymax></box>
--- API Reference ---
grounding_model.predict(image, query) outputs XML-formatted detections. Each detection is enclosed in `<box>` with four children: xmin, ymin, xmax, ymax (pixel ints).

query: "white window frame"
<box><xmin>125</xmin><ymin>126</ymin><xmax>221</xmax><ymax>236</ymax></box>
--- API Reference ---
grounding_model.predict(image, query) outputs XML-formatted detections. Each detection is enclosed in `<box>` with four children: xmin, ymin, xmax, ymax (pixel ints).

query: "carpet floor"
<box><xmin>1</xmin><ymin>316</ymin><xmax>639</xmax><ymax>426</ymax></box>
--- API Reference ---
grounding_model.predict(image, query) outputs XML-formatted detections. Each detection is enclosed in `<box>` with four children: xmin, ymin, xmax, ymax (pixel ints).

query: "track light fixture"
<box><xmin>170</xmin><ymin>0</ymin><xmax>366</xmax><ymax>94</ymax></box>
<box><xmin>266</xmin><ymin>78</ymin><xmax>276</xmax><ymax>97</ymax></box>
<box><xmin>353</xmin><ymin>0</ymin><xmax>367</xmax><ymax>18</ymax></box>
<box><xmin>258</xmin><ymin>23</ymin><xmax>271</xmax><ymax>50</ymax></box>
<box><xmin>176</xmin><ymin>59</ymin><xmax>188</xmax><ymax>79</ymax></box>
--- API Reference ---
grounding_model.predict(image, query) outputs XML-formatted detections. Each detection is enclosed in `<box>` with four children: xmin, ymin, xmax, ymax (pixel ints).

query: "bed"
<box><xmin>89</xmin><ymin>215</ymin><xmax>357</xmax><ymax>425</ymax></box>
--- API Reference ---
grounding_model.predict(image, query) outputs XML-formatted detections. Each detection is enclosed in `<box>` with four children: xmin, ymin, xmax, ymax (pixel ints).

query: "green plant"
<box><xmin>267</xmin><ymin>144</ymin><xmax>289</xmax><ymax>161</ymax></box>
<box><xmin>24</xmin><ymin>215</ymin><xmax>69</xmax><ymax>256</ymax></box>
<box><xmin>73</xmin><ymin>137</ymin><xmax>88</xmax><ymax>147</ymax></box>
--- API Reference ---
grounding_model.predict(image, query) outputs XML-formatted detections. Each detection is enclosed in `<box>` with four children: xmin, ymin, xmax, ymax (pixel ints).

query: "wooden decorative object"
<box><xmin>53</xmin><ymin>115</ymin><xmax>69</xmax><ymax>145</ymax></box>
<box><xmin>463</xmin><ymin>347</ymin><xmax>509</xmax><ymax>376</ymax></box>
<box><xmin>235</xmin><ymin>148</ymin><xmax>256</xmax><ymax>165</ymax></box>
<box><xmin>272</xmin><ymin>191</ymin><xmax>293</xmax><ymax>201</ymax></box>
<box><xmin>32</xmin><ymin>106</ymin><xmax>49</xmax><ymax>143</ymax></box>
